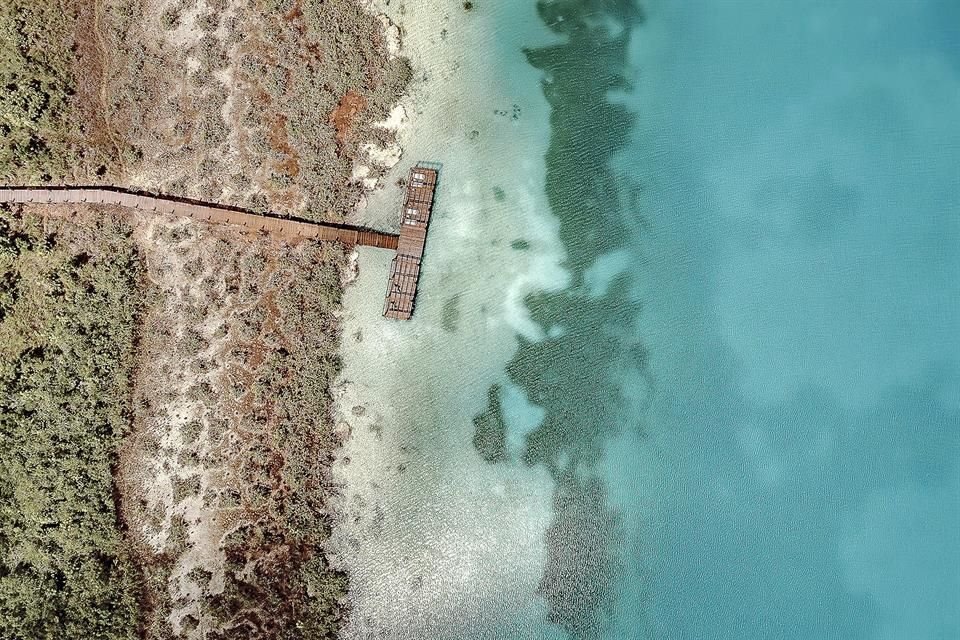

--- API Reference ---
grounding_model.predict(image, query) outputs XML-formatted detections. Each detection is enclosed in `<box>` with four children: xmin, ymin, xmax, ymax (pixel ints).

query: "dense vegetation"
<box><xmin>117</xmin><ymin>226</ymin><xmax>351</xmax><ymax>638</ymax></box>
<box><xmin>106</xmin><ymin>0</ymin><xmax>411</xmax><ymax>218</ymax></box>
<box><xmin>0</xmin><ymin>0</ymin><xmax>410</xmax><ymax>216</ymax></box>
<box><xmin>207</xmin><ymin>242</ymin><xmax>350</xmax><ymax>638</ymax></box>
<box><xmin>0</xmin><ymin>0</ymin><xmax>398</xmax><ymax>634</ymax></box>
<box><xmin>0</xmin><ymin>1</ymin><xmax>118</xmax><ymax>182</ymax></box>
<box><xmin>0</xmin><ymin>2</ymin><xmax>76</xmax><ymax>179</ymax></box>
<box><xmin>0</xmin><ymin>207</ymin><xmax>143</xmax><ymax>638</ymax></box>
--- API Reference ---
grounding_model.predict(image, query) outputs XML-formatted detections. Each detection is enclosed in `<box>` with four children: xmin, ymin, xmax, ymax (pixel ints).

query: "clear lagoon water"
<box><xmin>332</xmin><ymin>0</ymin><xmax>959</xmax><ymax>638</ymax></box>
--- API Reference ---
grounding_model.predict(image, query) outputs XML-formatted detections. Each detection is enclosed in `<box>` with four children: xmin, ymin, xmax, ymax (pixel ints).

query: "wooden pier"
<box><xmin>0</xmin><ymin>170</ymin><xmax>440</xmax><ymax>321</ymax></box>
<box><xmin>383</xmin><ymin>165</ymin><xmax>439</xmax><ymax>320</ymax></box>
<box><xmin>0</xmin><ymin>186</ymin><xmax>399</xmax><ymax>249</ymax></box>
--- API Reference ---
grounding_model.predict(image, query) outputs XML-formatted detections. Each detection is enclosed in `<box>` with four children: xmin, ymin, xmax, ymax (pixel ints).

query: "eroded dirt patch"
<box><xmin>330</xmin><ymin>91</ymin><xmax>369</xmax><ymax>151</ymax></box>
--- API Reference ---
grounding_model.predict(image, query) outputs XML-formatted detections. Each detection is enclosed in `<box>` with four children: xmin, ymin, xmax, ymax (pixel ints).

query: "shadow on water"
<box><xmin>473</xmin><ymin>1</ymin><xmax>648</xmax><ymax>637</ymax></box>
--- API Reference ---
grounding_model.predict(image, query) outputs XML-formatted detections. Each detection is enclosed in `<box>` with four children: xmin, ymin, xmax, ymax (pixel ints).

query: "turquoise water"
<box><xmin>471</xmin><ymin>0</ymin><xmax>959</xmax><ymax>637</ymax></box>
<box><xmin>333</xmin><ymin>0</ymin><xmax>957</xmax><ymax>637</ymax></box>
<box><xmin>628</xmin><ymin>1</ymin><xmax>960</xmax><ymax>637</ymax></box>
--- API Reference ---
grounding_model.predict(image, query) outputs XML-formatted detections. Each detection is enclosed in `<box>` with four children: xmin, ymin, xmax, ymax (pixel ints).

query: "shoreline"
<box><xmin>326</xmin><ymin>2</ymin><xmax>571</xmax><ymax>637</ymax></box>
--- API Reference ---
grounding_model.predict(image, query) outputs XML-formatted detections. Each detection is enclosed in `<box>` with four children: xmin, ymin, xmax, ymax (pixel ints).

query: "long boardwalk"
<box><xmin>1</xmin><ymin>172</ymin><xmax>440</xmax><ymax>320</ymax></box>
<box><xmin>0</xmin><ymin>186</ymin><xmax>399</xmax><ymax>249</ymax></box>
<box><xmin>383</xmin><ymin>165</ymin><xmax>439</xmax><ymax>320</ymax></box>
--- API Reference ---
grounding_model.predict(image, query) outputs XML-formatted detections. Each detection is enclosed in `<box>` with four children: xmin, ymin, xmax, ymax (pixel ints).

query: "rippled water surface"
<box><xmin>332</xmin><ymin>0</ymin><xmax>960</xmax><ymax>638</ymax></box>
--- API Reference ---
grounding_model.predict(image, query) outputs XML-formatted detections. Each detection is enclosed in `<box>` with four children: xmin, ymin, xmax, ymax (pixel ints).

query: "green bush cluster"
<box><xmin>0</xmin><ymin>207</ymin><xmax>144</xmax><ymax>639</ymax></box>
<box><xmin>0</xmin><ymin>3</ymin><xmax>78</xmax><ymax>180</ymax></box>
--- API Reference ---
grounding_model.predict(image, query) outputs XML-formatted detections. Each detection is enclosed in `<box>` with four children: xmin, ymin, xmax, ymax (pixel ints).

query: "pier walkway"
<box><xmin>1</xmin><ymin>171</ymin><xmax>439</xmax><ymax>320</ymax></box>
<box><xmin>0</xmin><ymin>186</ymin><xmax>399</xmax><ymax>249</ymax></box>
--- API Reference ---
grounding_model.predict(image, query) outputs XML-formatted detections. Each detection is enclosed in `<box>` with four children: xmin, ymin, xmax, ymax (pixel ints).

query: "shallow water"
<box><xmin>332</xmin><ymin>0</ymin><xmax>959</xmax><ymax>638</ymax></box>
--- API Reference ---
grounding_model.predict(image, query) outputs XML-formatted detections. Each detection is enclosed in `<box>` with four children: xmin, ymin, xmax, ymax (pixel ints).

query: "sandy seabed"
<box><xmin>326</xmin><ymin>2</ymin><xmax>573</xmax><ymax>638</ymax></box>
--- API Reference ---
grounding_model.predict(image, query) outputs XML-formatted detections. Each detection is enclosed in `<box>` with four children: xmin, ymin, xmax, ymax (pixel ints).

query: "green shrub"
<box><xmin>0</xmin><ymin>207</ymin><xmax>143</xmax><ymax>639</ymax></box>
<box><xmin>0</xmin><ymin>3</ymin><xmax>77</xmax><ymax>180</ymax></box>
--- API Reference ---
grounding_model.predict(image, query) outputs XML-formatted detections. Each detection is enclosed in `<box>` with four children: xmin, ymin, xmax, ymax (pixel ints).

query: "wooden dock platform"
<box><xmin>383</xmin><ymin>165</ymin><xmax>439</xmax><ymax>320</ymax></box>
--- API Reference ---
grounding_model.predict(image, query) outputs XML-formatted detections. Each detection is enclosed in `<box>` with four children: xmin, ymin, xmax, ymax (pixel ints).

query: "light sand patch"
<box><xmin>378</xmin><ymin>14</ymin><xmax>401</xmax><ymax>58</ymax></box>
<box><xmin>360</xmin><ymin>141</ymin><xmax>403</xmax><ymax>169</ymax></box>
<box><xmin>117</xmin><ymin>208</ymin><xmax>351</xmax><ymax>638</ymax></box>
<box><xmin>376</xmin><ymin>104</ymin><xmax>408</xmax><ymax>131</ymax></box>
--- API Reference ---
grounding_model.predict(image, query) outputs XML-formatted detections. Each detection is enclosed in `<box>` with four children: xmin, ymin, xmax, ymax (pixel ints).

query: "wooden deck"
<box><xmin>0</xmin><ymin>186</ymin><xmax>399</xmax><ymax>249</ymax></box>
<box><xmin>383</xmin><ymin>165</ymin><xmax>439</xmax><ymax>320</ymax></box>
<box><xmin>0</xmin><ymin>172</ymin><xmax>440</xmax><ymax>321</ymax></box>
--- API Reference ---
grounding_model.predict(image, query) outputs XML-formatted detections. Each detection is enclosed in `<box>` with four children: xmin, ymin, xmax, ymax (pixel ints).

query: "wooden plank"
<box><xmin>182</xmin><ymin>203</ymin><xmax>208</xmax><ymax>219</ymax></box>
<box><xmin>172</xmin><ymin>202</ymin><xmax>194</xmax><ymax>217</ymax></box>
<box><xmin>397</xmin><ymin>235</ymin><xmax>426</xmax><ymax>258</ymax></box>
<box><xmin>0</xmin><ymin>187</ymin><xmax>402</xmax><ymax>256</ymax></box>
<box><xmin>174</xmin><ymin>202</ymin><xmax>194</xmax><ymax>217</ymax></box>
<box><xmin>117</xmin><ymin>193</ymin><xmax>138</xmax><ymax>208</ymax></box>
<box><xmin>261</xmin><ymin>218</ymin><xmax>285</xmax><ymax>233</ymax></box>
<box><xmin>295</xmin><ymin>221</ymin><xmax>319</xmax><ymax>237</ymax></box>
<box><xmin>217</xmin><ymin>210</ymin><xmax>240</xmax><ymax>226</ymax></box>
<box><xmin>135</xmin><ymin>195</ymin><xmax>156</xmax><ymax>211</ymax></box>
<box><xmin>339</xmin><ymin>229</ymin><xmax>359</xmax><ymax>245</ymax></box>
<box><xmin>206</xmin><ymin>209</ymin><xmax>229</xmax><ymax>224</ymax></box>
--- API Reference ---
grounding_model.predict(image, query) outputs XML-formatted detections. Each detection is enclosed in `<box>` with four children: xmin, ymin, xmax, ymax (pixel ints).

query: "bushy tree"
<box><xmin>0</xmin><ymin>207</ymin><xmax>143</xmax><ymax>639</ymax></box>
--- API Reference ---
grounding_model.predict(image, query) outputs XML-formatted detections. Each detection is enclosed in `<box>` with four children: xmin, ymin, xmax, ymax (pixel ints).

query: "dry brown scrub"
<box><xmin>3</xmin><ymin>0</ymin><xmax>406</xmax><ymax>635</ymax></box>
<box><xmin>71</xmin><ymin>2</ymin><xmax>409</xmax><ymax>631</ymax></box>
<box><xmin>114</xmin><ymin>211</ymin><xmax>349</xmax><ymax>638</ymax></box>
<box><xmin>86</xmin><ymin>0</ymin><xmax>410</xmax><ymax>221</ymax></box>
